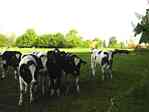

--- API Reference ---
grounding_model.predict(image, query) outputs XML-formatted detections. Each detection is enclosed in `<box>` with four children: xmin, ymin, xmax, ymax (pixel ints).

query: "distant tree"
<box><xmin>16</xmin><ymin>29</ymin><xmax>38</xmax><ymax>47</ymax></box>
<box><xmin>94</xmin><ymin>38</ymin><xmax>102</xmax><ymax>48</ymax></box>
<box><xmin>102</xmin><ymin>40</ymin><xmax>106</xmax><ymax>48</ymax></box>
<box><xmin>108</xmin><ymin>36</ymin><xmax>118</xmax><ymax>48</ymax></box>
<box><xmin>65</xmin><ymin>29</ymin><xmax>82</xmax><ymax>47</ymax></box>
<box><xmin>38</xmin><ymin>34</ymin><xmax>52</xmax><ymax>48</ymax></box>
<box><xmin>0</xmin><ymin>34</ymin><xmax>8</xmax><ymax>47</ymax></box>
<box><xmin>51</xmin><ymin>32</ymin><xmax>66</xmax><ymax>48</ymax></box>
<box><xmin>7</xmin><ymin>33</ymin><xmax>16</xmax><ymax>47</ymax></box>
<box><xmin>80</xmin><ymin>40</ymin><xmax>90</xmax><ymax>48</ymax></box>
<box><xmin>120</xmin><ymin>41</ymin><xmax>126</xmax><ymax>48</ymax></box>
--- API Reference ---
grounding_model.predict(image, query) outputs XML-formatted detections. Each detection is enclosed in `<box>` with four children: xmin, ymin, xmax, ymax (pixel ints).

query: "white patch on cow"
<box><xmin>40</xmin><ymin>55</ymin><xmax>47</xmax><ymax>70</ymax></box>
<box><xmin>1</xmin><ymin>73</ymin><xmax>5</xmax><ymax>79</ymax></box>
<box><xmin>14</xmin><ymin>70</ymin><xmax>18</xmax><ymax>80</ymax></box>
<box><xmin>29</xmin><ymin>65</ymin><xmax>36</xmax><ymax>83</ymax></box>
<box><xmin>16</xmin><ymin>54</ymin><xmax>20</xmax><ymax>59</ymax></box>
<box><xmin>107</xmin><ymin>51</ymin><xmax>113</xmax><ymax>61</ymax></box>
<box><xmin>75</xmin><ymin>76</ymin><xmax>79</xmax><ymax>84</ymax></box>
<box><xmin>18</xmin><ymin>76</ymin><xmax>28</xmax><ymax>106</ymax></box>
<box><xmin>74</xmin><ymin>57</ymin><xmax>80</xmax><ymax>66</ymax></box>
<box><xmin>75</xmin><ymin>76</ymin><xmax>80</xmax><ymax>92</ymax></box>
<box><xmin>1</xmin><ymin>60</ymin><xmax>6</xmax><ymax>64</ymax></box>
<box><xmin>19</xmin><ymin>55</ymin><xmax>37</xmax><ymax>66</ymax></box>
<box><xmin>76</xmin><ymin>85</ymin><xmax>80</xmax><ymax>93</ymax></box>
<box><xmin>54</xmin><ymin>79</ymin><xmax>57</xmax><ymax>85</ymax></box>
<box><xmin>30</xmin><ymin>84</ymin><xmax>34</xmax><ymax>103</ymax></box>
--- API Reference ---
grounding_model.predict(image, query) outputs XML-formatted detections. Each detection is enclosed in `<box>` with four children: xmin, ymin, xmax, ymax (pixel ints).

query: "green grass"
<box><xmin>0</xmin><ymin>48</ymin><xmax>149</xmax><ymax>112</ymax></box>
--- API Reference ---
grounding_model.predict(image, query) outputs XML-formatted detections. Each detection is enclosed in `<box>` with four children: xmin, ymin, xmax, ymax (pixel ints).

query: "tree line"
<box><xmin>0</xmin><ymin>29</ymin><xmax>127</xmax><ymax>48</ymax></box>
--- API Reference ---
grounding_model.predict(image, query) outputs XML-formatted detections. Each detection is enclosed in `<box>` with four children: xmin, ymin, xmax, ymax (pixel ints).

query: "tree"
<box><xmin>51</xmin><ymin>33</ymin><xmax>66</xmax><ymax>48</ymax></box>
<box><xmin>16</xmin><ymin>29</ymin><xmax>38</xmax><ymax>47</ymax></box>
<box><xmin>7</xmin><ymin>33</ymin><xmax>16</xmax><ymax>47</ymax></box>
<box><xmin>134</xmin><ymin>9</ymin><xmax>149</xmax><ymax>43</ymax></box>
<box><xmin>65</xmin><ymin>29</ymin><xmax>82</xmax><ymax>47</ymax></box>
<box><xmin>108</xmin><ymin>36</ymin><xmax>118</xmax><ymax>48</ymax></box>
<box><xmin>102</xmin><ymin>40</ymin><xmax>106</xmax><ymax>48</ymax></box>
<box><xmin>0</xmin><ymin>34</ymin><xmax>8</xmax><ymax>47</ymax></box>
<box><xmin>37</xmin><ymin>34</ymin><xmax>52</xmax><ymax>48</ymax></box>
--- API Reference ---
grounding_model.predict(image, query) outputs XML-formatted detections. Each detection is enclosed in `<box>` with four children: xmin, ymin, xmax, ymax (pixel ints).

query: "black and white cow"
<box><xmin>18</xmin><ymin>53</ymin><xmax>47</xmax><ymax>106</ymax></box>
<box><xmin>46</xmin><ymin>48</ymin><xmax>86</xmax><ymax>95</ymax></box>
<box><xmin>91</xmin><ymin>48</ymin><xmax>117</xmax><ymax>80</ymax></box>
<box><xmin>0</xmin><ymin>51</ymin><xmax>22</xmax><ymax>80</ymax></box>
<box><xmin>58</xmin><ymin>51</ymin><xmax>86</xmax><ymax>94</ymax></box>
<box><xmin>32</xmin><ymin>51</ymin><xmax>48</xmax><ymax>96</ymax></box>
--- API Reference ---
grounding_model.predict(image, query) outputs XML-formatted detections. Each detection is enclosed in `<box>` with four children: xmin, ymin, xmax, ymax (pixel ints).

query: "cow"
<box><xmin>91</xmin><ymin>48</ymin><xmax>117</xmax><ymax>80</ymax></box>
<box><xmin>32</xmin><ymin>51</ymin><xmax>48</xmax><ymax>96</ymax></box>
<box><xmin>58</xmin><ymin>51</ymin><xmax>86</xmax><ymax>94</ymax></box>
<box><xmin>46</xmin><ymin>48</ymin><xmax>86</xmax><ymax>95</ymax></box>
<box><xmin>0</xmin><ymin>51</ymin><xmax>22</xmax><ymax>80</ymax></box>
<box><xmin>46</xmin><ymin>50</ymin><xmax>62</xmax><ymax>96</ymax></box>
<box><xmin>18</xmin><ymin>53</ymin><xmax>47</xmax><ymax>106</ymax></box>
<box><xmin>114</xmin><ymin>49</ymin><xmax>129</xmax><ymax>55</ymax></box>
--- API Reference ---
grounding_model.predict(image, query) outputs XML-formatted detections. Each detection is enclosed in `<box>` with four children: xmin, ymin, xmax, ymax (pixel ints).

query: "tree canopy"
<box><xmin>134</xmin><ymin>9</ymin><xmax>149</xmax><ymax>43</ymax></box>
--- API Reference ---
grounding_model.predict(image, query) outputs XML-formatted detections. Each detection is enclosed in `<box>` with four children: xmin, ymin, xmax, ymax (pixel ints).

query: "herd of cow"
<box><xmin>0</xmin><ymin>48</ymin><xmax>129</xmax><ymax>106</ymax></box>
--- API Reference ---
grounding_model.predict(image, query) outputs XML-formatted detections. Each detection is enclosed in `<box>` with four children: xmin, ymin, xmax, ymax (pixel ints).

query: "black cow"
<box><xmin>0</xmin><ymin>51</ymin><xmax>22</xmax><ymax>80</ymax></box>
<box><xmin>46</xmin><ymin>50</ymin><xmax>62</xmax><ymax>96</ymax></box>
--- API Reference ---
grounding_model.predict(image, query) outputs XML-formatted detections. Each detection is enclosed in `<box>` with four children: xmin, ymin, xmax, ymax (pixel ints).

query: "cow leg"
<box><xmin>74</xmin><ymin>76</ymin><xmax>80</xmax><ymax>93</ymax></box>
<box><xmin>30</xmin><ymin>83</ymin><xmax>34</xmax><ymax>104</ymax></box>
<box><xmin>1</xmin><ymin>64</ymin><xmax>7</xmax><ymax>79</ymax></box>
<box><xmin>56</xmin><ymin>78</ymin><xmax>61</xmax><ymax>96</ymax></box>
<box><xmin>48</xmin><ymin>76</ymin><xmax>51</xmax><ymax>91</ymax></box>
<box><xmin>18</xmin><ymin>77</ymin><xmax>25</xmax><ymax>106</ymax></box>
<box><xmin>106</xmin><ymin>65</ymin><xmax>112</xmax><ymax>79</ymax></box>
<box><xmin>14</xmin><ymin>70</ymin><xmax>18</xmax><ymax>80</ymax></box>
<box><xmin>50</xmin><ymin>79</ymin><xmax>55</xmax><ymax>96</ymax></box>
<box><xmin>41</xmin><ymin>75</ymin><xmax>45</xmax><ymax>96</ymax></box>
<box><xmin>1</xmin><ymin>67</ymin><xmax>5</xmax><ymax>79</ymax></box>
<box><xmin>108</xmin><ymin>68</ymin><xmax>112</xmax><ymax>79</ymax></box>
<box><xmin>91</xmin><ymin>61</ymin><xmax>96</xmax><ymax>77</ymax></box>
<box><xmin>101</xmin><ymin>65</ymin><xmax>106</xmax><ymax>80</ymax></box>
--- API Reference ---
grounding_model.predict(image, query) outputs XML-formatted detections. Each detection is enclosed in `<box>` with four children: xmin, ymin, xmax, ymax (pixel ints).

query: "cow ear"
<box><xmin>81</xmin><ymin>59</ymin><xmax>87</xmax><ymax>64</ymax></box>
<box><xmin>16</xmin><ymin>54</ymin><xmax>21</xmax><ymax>59</ymax></box>
<box><xmin>74</xmin><ymin>57</ymin><xmax>80</xmax><ymax>66</ymax></box>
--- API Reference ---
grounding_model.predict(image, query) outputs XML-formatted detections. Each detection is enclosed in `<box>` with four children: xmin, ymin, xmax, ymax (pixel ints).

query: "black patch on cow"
<box><xmin>103</xmin><ymin>52</ymin><xmax>109</xmax><ymax>57</ymax></box>
<box><xmin>101</xmin><ymin>57</ymin><xmax>109</xmax><ymax>66</ymax></box>
<box><xmin>30</xmin><ymin>54</ymin><xmax>43</xmax><ymax>69</ymax></box>
<box><xmin>98</xmin><ymin>51</ymin><xmax>102</xmax><ymax>54</ymax></box>
<box><xmin>19</xmin><ymin>64</ymin><xmax>32</xmax><ymax>84</ymax></box>
<box><xmin>2</xmin><ymin>51</ymin><xmax>22</xmax><ymax>67</ymax></box>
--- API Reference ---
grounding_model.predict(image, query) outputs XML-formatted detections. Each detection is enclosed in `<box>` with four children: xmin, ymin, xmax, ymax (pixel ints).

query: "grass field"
<box><xmin>0</xmin><ymin>48</ymin><xmax>149</xmax><ymax>112</ymax></box>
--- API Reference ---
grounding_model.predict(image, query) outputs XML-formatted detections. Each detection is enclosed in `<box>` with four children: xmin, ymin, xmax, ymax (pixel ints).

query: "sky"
<box><xmin>0</xmin><ymin>0</ymin><xmax>148</xmax><ymax>41</ymax></box>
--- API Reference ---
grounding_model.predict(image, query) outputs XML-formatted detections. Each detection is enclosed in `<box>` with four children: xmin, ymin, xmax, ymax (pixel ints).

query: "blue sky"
<box><xmin>0</xmin><ymin>0</ymin><xmax>148</xmax><ymax>41</ymax></box>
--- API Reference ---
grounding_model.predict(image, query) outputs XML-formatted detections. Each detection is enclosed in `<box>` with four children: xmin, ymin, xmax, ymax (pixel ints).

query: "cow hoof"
<box><xmin>18</xmin><ymin>101</ymin><xmax>23</xmax><ymax>106</ymax></box>
<box><xmin>1</xmin><ymin>76</ymin><xmax>6</xmax><ymax>80</ymax></box>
